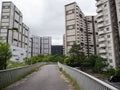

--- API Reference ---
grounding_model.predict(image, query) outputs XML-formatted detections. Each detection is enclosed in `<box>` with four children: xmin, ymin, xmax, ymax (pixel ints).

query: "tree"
<box><xmin>106</xmin><ymin>68</ymin><xmax>115</xmax><ymax>77</ymax></box>
<box><xmin>0</xmin><ymin>42</ymin><xmax>12</xmax><ymax>70</ymax></box>
<box><xmin>93</xmin><ymin>56</ymin><xmax>106</xmax><ymax>73</ymax></box>
<box><xmin>67</xmin><ymin>43</ymin><xmax>85</xmax><ymax>67</ymax></box>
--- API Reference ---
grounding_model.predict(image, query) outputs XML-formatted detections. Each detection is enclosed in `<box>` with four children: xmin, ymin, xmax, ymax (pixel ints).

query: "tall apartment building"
<box><xmin>85</xmin><ymin>16</ymin><xmax>98</xmax><ymax>56</ymax></box>
<box><xmin>41</xmin><ymin>37</ymin><xmax>51</xmax><ymax>55</ymax></box>
<box><xmin>31</xmin><ymin>36</ymin><xmax>51</xmax><ymax>56</ymax></box>
<box><xmin>65</xmin><ymin>2</ymin><xmax>86</xmax><ymax>55</ymax></box>
<box><xmin>63</xmin><ymin>34</ymin><xmax>66</xmax><ymax>55</ymax></box>
<box><xmin>31</xmin><ymin>35</ymin><xmax>41</xmax><ymax>56</ymax></box>
<box><xmin>96</xmin><ymin>0</ymin><xmax>120</xmax><ymax>68</ymax></box>
<box><xmin>65</xmin><ymin>2</ymin><xmax>98</xmax><ymax>56</ymax></box>
<box><xmin>0</xmin><ymin>1</ymin><xmax>29</xmax><ymax>62</ymax></box>
<box><xmin>28</xmin><ymin>37</ymin><xmax>32</xmax><ymax>58</ymax></box>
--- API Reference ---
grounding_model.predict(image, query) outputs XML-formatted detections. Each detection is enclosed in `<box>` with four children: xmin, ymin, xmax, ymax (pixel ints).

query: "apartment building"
<box><xmin>31</xmin><ymin>36</ymin><xmax>51</xmax><ymax>56</ymax></box>
<box><xmin>41</xmin><ymin>37</ymin><xmax>51</xmax><ymax>55</ymax></box>
<box><xmin>28</xmin><ymin>37</ymin><xmax>32</xmax><ymax>58</ymax></box>
<box><xmin>65</xmin><ymin>2</ymin><xmax>98</xmax><ymax>56</ymax></box>
<box><xmin>63</xmin><ymin>34</ymin><xmax>66</xmax><ymax>55</ymax></box>
<box><xmin>85</xmin><ymin>16</ymin><xmax>98</xmax><ymax>56</ymax></box>
<box><xmin>96</xmin><ymin>0</ymin><xmax>120</xmax><ymax>68</ymax></box>
<box><xmin>31</xmin><ymin>35</ymin><xmax>41</xmax><ymax>56</ymax></box>
<box><xmin>65</xmin><ymin>2</ymin><xmax>86</xmax><ymax>55</ymax></box>
<box><xmin>0</xmin><ymin>1</ymin><xmax>29</xmax><ymax>62</ymax></box>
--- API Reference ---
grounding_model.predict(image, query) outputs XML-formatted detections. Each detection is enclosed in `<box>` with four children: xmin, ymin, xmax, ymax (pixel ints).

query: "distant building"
<box><xmin>41</xmin><ymin>37</ymin><xmax>51</xmax><ymax>55</ymax></box>
<box><xmin>28</xmin><ymin>37</ymin><xmax>32</xmax><ymax>58</ymax></box>
<box><xmin>0</xmin><ymin>1</ymin><xmax>29</xmax><ymax>62</ymax></box>
<box><xmin>63</xmin><ymin>34</ymin><xmax>66</xmax><ymax>55</ymax></box>
<box><xmin>31</xmin><ymin>35</ymin><xmax>41</xmax><ymax>56</ymax></box>
<box><xmin>51</xmin><ymin>45</ymin><xmax>63</xmax><ymax>55</ymax></box>
<box><xmin>30</xmin><ymin>36</ymin><xmax>52</xmax><ymax>56</ymax></box>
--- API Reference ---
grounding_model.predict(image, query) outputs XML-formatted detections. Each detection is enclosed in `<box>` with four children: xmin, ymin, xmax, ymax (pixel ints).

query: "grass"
<box><xmin>60</xmin><ymin>68</ymin><xmax>81</xmax><ymax>90</ymax></box>
<box><xmin>6</xmin><ymin>60</ymin><xmax>27</xmax><ymax>69</ymax></box>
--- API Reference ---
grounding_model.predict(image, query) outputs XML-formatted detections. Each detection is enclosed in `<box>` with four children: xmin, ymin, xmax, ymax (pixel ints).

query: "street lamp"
<box><xmin>7</xmin><ymin>27</ymin><xmax>18</xmax><ymax>43</ymax></box>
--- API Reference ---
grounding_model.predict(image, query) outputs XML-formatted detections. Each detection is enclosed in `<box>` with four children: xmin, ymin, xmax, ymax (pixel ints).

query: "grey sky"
<box><xmin>0</xmin><ymin>0</ymin><xmax>96</xmax><ymax>45</ymax></box>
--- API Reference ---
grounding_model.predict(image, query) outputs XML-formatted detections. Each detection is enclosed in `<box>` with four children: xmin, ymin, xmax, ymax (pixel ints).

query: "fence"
<box><xmin>0</xmin><ymin>62</ymin><xmax>45</xmax><ymax>89</ymax></box>
<box><xmin>58</xmin><ymin>62</ymin><xmax>119</xmax><ymax>90</ymax></box>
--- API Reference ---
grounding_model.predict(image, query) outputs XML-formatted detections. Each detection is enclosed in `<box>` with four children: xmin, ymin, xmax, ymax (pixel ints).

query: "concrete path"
<box><xmin>3</xmin><ymin>65</ymin><xmax>68</xmax><ymax>90</ymax></box>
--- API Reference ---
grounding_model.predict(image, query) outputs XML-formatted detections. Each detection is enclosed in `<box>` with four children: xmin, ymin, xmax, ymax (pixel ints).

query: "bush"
<box><xmin>106</xmin><ymin>68</ymin><xmax>115</xmax><ymax>77</ymax></box>
<box><xmin>115</xmin><ymin>68</ymin><xmax>120</xmax><ymax>76</ymax></box>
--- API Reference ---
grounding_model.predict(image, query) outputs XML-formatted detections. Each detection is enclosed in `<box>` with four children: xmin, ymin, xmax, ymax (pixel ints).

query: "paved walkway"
<box><xmin>4</xmin><ymin>65</ymin><xmax>68</xmax><ymax>90</ymax></box>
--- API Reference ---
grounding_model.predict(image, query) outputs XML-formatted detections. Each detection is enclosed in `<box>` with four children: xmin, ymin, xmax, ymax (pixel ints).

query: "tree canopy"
<box><xmin>0</xmin><ymin>42</ymin><xmax>12</xmax><ymax>70</ymax></box>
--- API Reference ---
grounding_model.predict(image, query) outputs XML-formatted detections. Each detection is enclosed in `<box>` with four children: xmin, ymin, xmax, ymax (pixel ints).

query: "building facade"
<box><xmin>65</xmin><ymin>2</ymin><xmax>86</xmax><ymax>55</ymax></box>
<box><xmin>51</xmin><ymin>45</ymin><xmax>63</xmax><ymax>55</ymax></box>
<box><xmin>65</xmin><ymin>2</ymin><xmax>98</xmax><ymax>56</ymax></box>
<box><xmin>28</xmin><ymin>37</ymin><xmax>32</xmax><ymax>58</ymax></box>
<box><xmin>85</xmin><ymin>16</ymin><xmax>98</xmax><ymax>56</ymax></box>
<box><xmin>41</xmin><ymin>37</ymin><xmax>51</xmax><ymax>55</ymax></box>
<box><xmin>96</xmin><ymin>0</ymin><xmax>120</xmax><ymax>68</ymax></box>
<box><xmin>31</xmin><ymin>35</ymin><xmax>41</xmax><ymax>56</ymax></box>
<box><xmin>0</xmin><ymin>1</ymin><xmax>29</xmax><ymax>62</ymax></box>
<box><xmin>30</xmin><ymin>36</ymin><xmax>51</xmax><ymax>56</ymax></box>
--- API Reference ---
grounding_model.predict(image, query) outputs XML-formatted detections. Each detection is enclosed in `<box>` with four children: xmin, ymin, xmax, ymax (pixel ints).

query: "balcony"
<box><xmin>98</xmin><ymin>30</ymin><xmax>105</xmax><ymax>35</ymax></box>
<box><xmin>97</xmin><ymin>18</ymin><xmax>104</xmax><ymax>23</ymax></box>
<box><xmin>99</xmin><ymin>43</ymin><xmax>106</xmax><ymax>47</ymax></box>
<box><xmin>99</xmin><ymin>49</ymin><xmax>106</xmax><ymax>53</ymax></box>
<box><xmin>97</xmin><ymin>13</ymin><xmax>103</xmax><ymax>18</ymax></box>
<box><xmin>101</xmin><ymin>55</ymin><xmax>107</xmax><ymax>59</ymax></box>
<box><xmin>96</xmin><ymin>8</ymin><xmax>102</xmax><ymax>13</ymax></box>
<box><xmin>97</xmin><ymin>23</ymin><xmax>104</xmax><ymax>28</ymax></box>
<box><xmin>96</xmin><ymin>0</ymin><xmax>102</xmax><ymax>7</ymax></box>
<box><xmin>98</xmin><ymin>37</ymin><xmax>105</xmax><ymax>42</ymax></box>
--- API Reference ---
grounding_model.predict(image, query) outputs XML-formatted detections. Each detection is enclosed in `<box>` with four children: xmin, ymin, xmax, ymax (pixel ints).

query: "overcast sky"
<box><xmin>0</xmin><ymin>0</ymin><xmax>96</xmax><ymax>45</ymax></box>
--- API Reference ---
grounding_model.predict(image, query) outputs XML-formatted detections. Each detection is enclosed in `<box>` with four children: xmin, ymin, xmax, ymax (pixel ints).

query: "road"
<box><xmin>3</xmin><ymin>65</ymin><xmax>68</xmax><ymax>90</ymax></box>
<box><xmin>105</xmin><ymin>80</ymin><xmax>120</xmax><ymax>89</ymax></box>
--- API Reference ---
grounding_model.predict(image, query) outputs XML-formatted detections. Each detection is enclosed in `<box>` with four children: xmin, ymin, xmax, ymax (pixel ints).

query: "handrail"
<box><xmin>58</xmin><ymin>62</ymin><xmax>119</xmax><ymax>90</ymax></box>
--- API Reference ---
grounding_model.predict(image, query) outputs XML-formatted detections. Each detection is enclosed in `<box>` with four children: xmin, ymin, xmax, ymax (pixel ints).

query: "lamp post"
<box><xmin>6</xmin><ymin>28</ymin><xmax>18</xmax><ymax>43</ymax></box>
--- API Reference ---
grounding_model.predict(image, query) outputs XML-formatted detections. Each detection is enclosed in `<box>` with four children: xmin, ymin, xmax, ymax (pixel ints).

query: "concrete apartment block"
<box><xmin>85</xmin><ymin>16</ymin><xmax>99</xmax><ymax>56</ymax></box>
<box><xmin>31</xmin><ymin>35</ymin><xmax>41</xmax><ymax>56</ymax></box>
<box><xmin>65</xmin><ymin>2</ymin><xmax>86</xmax><ymax>55</ymax></box>
<box><xmin>65</xmin><ymin>2</ymin><xmax>98</xmax><ymax>56</ymax></box>
<box><xmin>0</xmin><ymin>1</ymin><xmax>29</xmax><ymax>62</ymax></box>
<box><xmin>30</xmin><ymin>36</ymin><xmax>52</xmax><ymax>57</ymax></box>
<box><xmin>41</xmin><ymin>37</ymin><xmax>51</xmax><ymax>55</ymax></box>
<box><xmin>96</xmin><ymin>0</ymin><xmax>120</xmax><ymax>68</ymax></box>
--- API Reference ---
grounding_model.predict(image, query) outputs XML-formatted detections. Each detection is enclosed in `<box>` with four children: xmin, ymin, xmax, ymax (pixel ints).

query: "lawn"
<box><xmin>7</xmin><ymin>60</ymin><xmax>27</xmax><ymax>69</ymax></box>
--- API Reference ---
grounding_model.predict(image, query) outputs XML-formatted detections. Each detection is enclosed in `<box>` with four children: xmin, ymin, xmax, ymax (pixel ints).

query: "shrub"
<box><xmin>106</xmin><ymin>68</ymin><xmax>115</xmax><ymax>77</ymax></box>
<box><xmin>115</xmin><ymin>68</ymin><xmax>120</xmax><ymax>76</ymax></box>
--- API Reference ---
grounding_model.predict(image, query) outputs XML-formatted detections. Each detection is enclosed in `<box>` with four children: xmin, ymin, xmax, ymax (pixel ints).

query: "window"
<box><xmin>13</xmin><ymin>49</ymin><xmax>16</xmax><ymax>51</ymax></box>
<box><xmin>109</xmin><ymin>53</ymin><xmax>112</xmax><ymax>56</ymax></box>
<box><xmin>2</xmin><ymin>15</ymin><xmax>9</xmax><ymax>19</ymax></box>
<box><xmin>104</xmin><ymin>4</ymin><xmax>107</xmax><ymax>7</ymax></box>
<box><xmin>3</xmin><ymin>6</ymin><xmax>10</xmax><ymax>9</ymax></box>
<box><xmin>109</xmin><ymin>59</ymin><xmax>113</xmax><ymax>63</ymax></box>
<box><xmin>108</xmin><ymin>41</ymin><xmax>111</xmax><ymax>44</ymax></box>
<box><xmin>107</xmin><ymin>35</ymin><xmax>110</xmax><ymax>38</ymax></box>
<box><xmin>108</xmin><ymin>47</ymin><xmax>112</xmax><ymax>50</ymax></box>
<box><xmin>105</xmin><ymin>20</ymin><xmax>109</xmax><ymax>24</ymax></box>
<box><xmin>106</xmin><ymin>28</ymin><xmax>109</xmax><ymax>31</ymax></box>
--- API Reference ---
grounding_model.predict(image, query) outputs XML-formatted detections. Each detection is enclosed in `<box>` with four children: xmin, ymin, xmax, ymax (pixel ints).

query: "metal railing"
<box><xmin>0</xmin><ymin>62</ymin><xmax>45</xmax><ymax>89</ymax></box>
<box><xmin>58</xmin><ymin>62</ymin><xmax>119</xmax><ymax>90</ymax></box>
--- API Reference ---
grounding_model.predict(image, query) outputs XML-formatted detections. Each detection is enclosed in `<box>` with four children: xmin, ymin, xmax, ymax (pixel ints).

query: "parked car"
<box><xmin>108</xmin><ymin>75</ymin><xmax>120</xmax><ymax>82</ymax></box>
